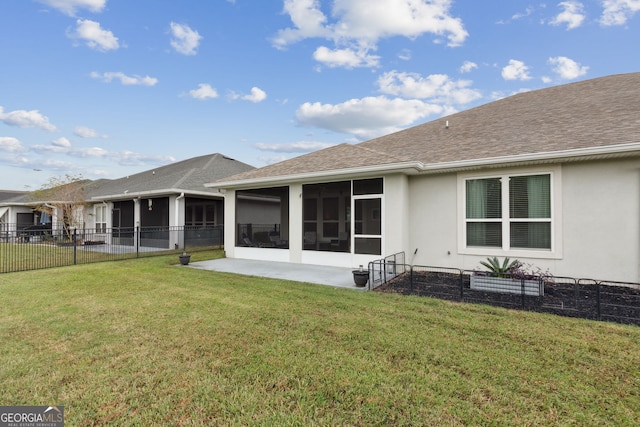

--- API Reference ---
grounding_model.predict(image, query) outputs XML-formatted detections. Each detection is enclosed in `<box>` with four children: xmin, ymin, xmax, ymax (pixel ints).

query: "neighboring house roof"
<box><xmin>90</xmin><ymin>153</ymin><xmax>255</xmax><ymax>200</ymax></box>
<box><xmin>1</xmin><ymin>179</ymin><xmax>111</xmax><ymax>206</ymax></box>
<box><xmin>0</xmin><ymin>190</ymin><xmax>27</xmax><ymax>202</ymax></box>
<box><xmin>212</xmin><ymin>72</ymin><xmax>640</xmax><ymax>188</ymax></box>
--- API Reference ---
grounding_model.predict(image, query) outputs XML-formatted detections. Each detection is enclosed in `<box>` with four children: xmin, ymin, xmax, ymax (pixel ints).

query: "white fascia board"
<box><xmin>205</xmin><ymin>162</ymin><xmax>423</xmax><ymax>190</ymax></box>
<box><xmin>90</xmin><ymin>188</ymin><xmax>221</xmax><ymax>201</ymax></box>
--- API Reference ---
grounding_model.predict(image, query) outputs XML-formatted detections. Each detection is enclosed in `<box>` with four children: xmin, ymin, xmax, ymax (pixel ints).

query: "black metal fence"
<box><xmin>369</xmin><ymin>253</ymin><xmax>640</xmax><ymax>326</ymax></box>
<box><xmin>0</xmin><ymin>225</ymin><xmax>224</xmax><ymax>274</ymax></box>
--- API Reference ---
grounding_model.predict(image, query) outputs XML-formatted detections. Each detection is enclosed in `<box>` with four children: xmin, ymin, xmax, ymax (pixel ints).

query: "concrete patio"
<box><xmin>186</xmin><ymin>258</ymin><xmax>363</xmax><ymax>289</ymax></box>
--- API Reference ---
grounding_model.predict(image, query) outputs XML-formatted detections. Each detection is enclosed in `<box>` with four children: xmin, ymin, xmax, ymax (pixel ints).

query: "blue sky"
<box><xmin>1</xmin><ymin>0</ymin><xmax>639</xmax><ymax>191</ymax></box>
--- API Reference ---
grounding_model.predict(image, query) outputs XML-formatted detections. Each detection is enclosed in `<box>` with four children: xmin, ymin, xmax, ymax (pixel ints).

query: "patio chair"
<box><xmin>241</xmin><ymin>233</ymin><xmax>256</xmax><ymax>247</ymax></box>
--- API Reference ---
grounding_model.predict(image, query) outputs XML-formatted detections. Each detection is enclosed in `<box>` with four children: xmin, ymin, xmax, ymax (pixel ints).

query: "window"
<box><xmin>185</xmin><ymin>198</ymin><xmax>220</xmax><ymax>226</ymax></box>
<box><xmin>465</xmin><ymin>173</ymin><xmax>552</xmax><ymax>251</ymax></box>
<box><xmin>95</xmin><ymin>205</ymin><xmax>107</xmax><ymax>233</ymax></box>
<box><xmin>301</xmin><ymin>178</ymin><xmax>383</xmax><ymax>254</ymax></box>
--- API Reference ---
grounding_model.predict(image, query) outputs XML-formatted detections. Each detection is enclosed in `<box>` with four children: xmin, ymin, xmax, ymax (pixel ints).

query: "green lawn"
<box><xmin>1</xmin><ymin>251</ymin><xmax>639</xmax><ymax>426</ymax></box>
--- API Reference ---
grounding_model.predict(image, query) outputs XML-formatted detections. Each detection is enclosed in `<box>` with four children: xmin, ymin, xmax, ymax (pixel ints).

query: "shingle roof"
<box><xmin>215</xmin><ymin>72</ymin><xmax>640</xmax><ymax>185</ymax></box>
<box><xmin>88</xmin><ymin>153</ymin><xmax>255</xmax><ymax>199</ymax></box>
<box><xmin>0</xmin><ymin>190</ymin><xmax>27</xmax><ymax>202</ymax></box>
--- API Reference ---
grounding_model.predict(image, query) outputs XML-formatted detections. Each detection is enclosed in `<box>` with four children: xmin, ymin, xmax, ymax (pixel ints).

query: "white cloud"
<box><xmin>74</xmin><ymin>126</ymin><xmax>107</xmax><ymax>138</ymax></box>
<box><xmin>0</xmin><ymin>137</ymin><xmax>23</xmax><ymax>153</ymax></box>
<box><xmin>550</xmin><ymin>1</ymin><xmax>586</xmax><ymax>29</ymax></box>
<box><xmin>273</xmin><ymin>0</ymin><xmax>468</xmax><ymax>68</ymax></box>
<box><xmin>68</xmin><ymin>19</ymin><xmax>119</xmax><ymax>51</ymax></box>
<box><xmin>313</xmin><ymin>46</ymin><xmax>380</xmax><ymax>68</ymax></box>
<box><xmin>188</xmin><ymin>83</ymin><xmax>219</xmax><ymax>100</ymax></box>
<box><xmin>255</xmin><ymin>141</ymin><xmax>335</xmax><ymax>153</ymax></box>
<box><xmin>112</xmin><ymin>150</ymin><xmax>175</xmax><ymax>166</ymax></box>
<box><xmin>600</xmin><ymin>0</ymin><xmax>640</xmax><ymax>25</ymax></box>
<box><xmin>548</xmin><ymin>56</ymin><xmax>589</xmax><ymax>79</ymax></box>
<box><xmin>169</xmin><ymin>22</ymin><xmax>202</xmax><ymax>55</ymax></box>
<box><xmin>511</xmin><ymin>6</ymin><xmax>535</xmax><ymax>21</ymax></box>
<box><xmin>29</xmin><ymin>140</ymin><xmax>174</xmax><ymax>167</ymax></box>
<box><xmin>377</xmin><ymin>71</ymin><xmax>482</xmax><ymax>105</ymax></box>
<box><xmin>272</xmin><ymin>0</ymin><xmax>332</xmax><ymax>47</ymax></box>
<box><xmin>397</xmin><ymin>48</ymin><xmax>412</xmax><ymax>61</ymax></box>
<box><xmin>502</xmin><ymin>59</ymin><xmax>532</xmax><ymax>81</ymax></box>
<box><xmin>32</xmin><ymin>137</ymin><xmax>74</xmax><ymax>154</ymax></box>
<box><xmin>90</xmin><ymin>71</ymin><xmax>158</xmax><ymax>86</ymax></box>
<box><xmin>234</xmin><ymin>87</ymin><xmax>267</xmax><ymax>103</ymax></box>
<box><xmin>52</xmin><ymin>137</ymin><xmax>72</xmax><ymax>148</ymax></box>
<box><xmin>75</xmin><ymin>146</ymin><xmax>109</xmax><ymax>158</ymax></box>
<box><xmin>295</xmin><ymin>96</ymin><xmax>445</xmax><ymax>140</ymax></box>
<box><xmin>460</xmin><ymin>60</ymin><xmax>478</xmax><ymax>73</ymax></box>
<box><xmin>36</xmin><ymin>0</ymin><xmax>106</xmax><ymax>16</ymax></box>
<box><xmin>0</xmin><ymin>106</ymin><xmax>57</xmax><ymax>132</ymax></box>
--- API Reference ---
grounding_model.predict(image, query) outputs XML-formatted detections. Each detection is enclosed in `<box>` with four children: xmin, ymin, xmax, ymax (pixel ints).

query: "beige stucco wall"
<box><xmin>407</xmin><ymin>172</ymin><xmax>459</xmax><ymax>268</ymax></box>
<box><xmin>405</xmin><ymin>158</ymin><xmax>640</xmax><ymax>283</ymax></box>
<box><xmin>383</xmin><ymin>174</ymin><xmax>410</xmax><ymax>257</ymax></box>
<box><xmin>559</xmin><ymin>158</ymin><xmax>640</xmax><ymax>282</ymax></box>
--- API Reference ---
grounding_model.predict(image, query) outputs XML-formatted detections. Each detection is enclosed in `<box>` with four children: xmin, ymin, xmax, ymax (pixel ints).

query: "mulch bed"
<box><xmin>374</xmin><ymin>271</ymin><xmax>640</xmax><ymax>326</ymax></box>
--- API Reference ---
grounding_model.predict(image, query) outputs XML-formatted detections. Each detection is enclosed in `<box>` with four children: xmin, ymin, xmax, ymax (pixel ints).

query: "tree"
<box><xmin>32</xmin><ymin>174</ymin><xmax>91</xmax><ymax>239</ymax></box>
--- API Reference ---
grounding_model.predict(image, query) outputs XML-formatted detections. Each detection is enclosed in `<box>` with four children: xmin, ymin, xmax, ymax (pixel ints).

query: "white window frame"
<box><xmin>95</xmin><ymin>204</ymin><xmax>107</xmax><ymax>233</ymax></box>
<box><xmin>457</xmin><ymin>166</ymin><xmax>562</xmax><ymax>259</ymax></box>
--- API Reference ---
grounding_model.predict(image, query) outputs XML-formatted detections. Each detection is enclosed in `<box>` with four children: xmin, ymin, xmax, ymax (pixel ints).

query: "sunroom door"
<box><xmin>353</xmin><ymin>178</ymin><xmax>383</xmax><ymax>256</ymax></box>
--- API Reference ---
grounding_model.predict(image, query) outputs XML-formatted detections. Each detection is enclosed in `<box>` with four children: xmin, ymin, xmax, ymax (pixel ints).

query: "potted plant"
<box><xmin>178</xmin><ymin>251</ymin><xmax>191</xmax><ymax>265</ymax></box>
<box><xmin>471</xmin><ymin>257</ymin><xmax>543</xmax><ymax>296</ymax></box>
<box><xmin>352</xmin><ymin>265</ymin><xmax>369</xmax><ymax>287</ymax></box>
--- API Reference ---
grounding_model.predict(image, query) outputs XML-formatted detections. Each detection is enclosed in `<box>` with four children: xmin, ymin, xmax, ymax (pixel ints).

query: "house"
<box><xmin>206</xmin><ymin>72</ymin><xmax>640</xmax><ymax>283</ymax></box>
<box><xmin>86</xmin><ymin>153</ymin><xmax>255</xmax><ymax>248</ymax></box>
<box><xmin>1</xmin><ymin>153</ymin><xmax>256</xmax><ymax>248</ymax></box>
<box><xmin>0</xmin><ymin>181</ymin><xmax>106</xmax><ymax>242</ymax></box>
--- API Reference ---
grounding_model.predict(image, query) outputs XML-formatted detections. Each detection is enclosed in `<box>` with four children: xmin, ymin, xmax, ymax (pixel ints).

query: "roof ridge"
<box><xmin>173</xmin><ymin>167</ymin><xmax>196</xmax><ymax>188</ymax></box>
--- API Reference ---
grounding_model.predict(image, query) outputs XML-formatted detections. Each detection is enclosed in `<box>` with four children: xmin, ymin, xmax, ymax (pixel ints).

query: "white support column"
<box><xmin>289</xmin><ymin>184</ymin><xmax>302</xmax><ymax>263</ymax></box>
<box><xmin>224</xmin><ymin>190</ymin><xmax>236</xmax><ymax>258</ymax></box>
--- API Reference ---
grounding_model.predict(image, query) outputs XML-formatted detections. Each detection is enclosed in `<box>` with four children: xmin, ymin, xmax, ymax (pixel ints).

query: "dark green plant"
<box><xmin>479</xmin><ymin>256</ymin><xmax>518</xmax><ymax>278</ymax></box>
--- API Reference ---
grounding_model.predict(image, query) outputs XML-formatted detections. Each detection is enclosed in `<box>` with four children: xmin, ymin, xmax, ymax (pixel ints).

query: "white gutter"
<box><xmin>206</xmin><ymin>142</ymin><xmax>640</xmax><ymax>189</ymax></box>
<box><xmin>90</xmin><ymin>188</ymin><xmax>222</xmax><ymax>201</ymax></box>
<box><xmin>204</xmin><ymin>161</ymin><xmax>423</xmax><ymax>189</ymax></box>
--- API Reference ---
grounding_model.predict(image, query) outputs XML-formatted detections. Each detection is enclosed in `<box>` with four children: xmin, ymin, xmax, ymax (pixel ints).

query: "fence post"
<box><xmin>136</xmin><ymin>226</ymin><xmax>140</xmax><ymax>258</ymax></box>
<box><xmin>410</xmin><ymin>265</ymin><xmax>414</xmax><ymax>292</ymax></box>
<box><xmin>521</xmin><ymin>278</ymin><xmax>526</xmax><ymax>309</ymax></box>
<box><xmin>596</xmin><ymin>282</ymin><xmax>601</xmax><ymax>321</ymax></box>
<box><xmin>459</xmin><ymin>270</ymin><xmax>464</xmax><ymax>300</ymax></box>
<box><xmin>73</xmin><ymin>228</ymin><xmax>78</xmax><ymax>265</ymax></box>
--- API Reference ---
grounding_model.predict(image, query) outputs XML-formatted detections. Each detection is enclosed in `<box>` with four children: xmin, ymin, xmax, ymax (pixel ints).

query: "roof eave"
<box><xmin>205</xmin><ymin>162</ymin><xmax>424</xmax><ymax>190</ymax></box>
<box><xmin>90</xmin><ymin>188</ymin><xmax>221</xmax><ymax>201</ymax></box>
<box><xmin>206</xmin><ymin>142</ymin><xmax>640</xmax><ymax>189</ymax></box>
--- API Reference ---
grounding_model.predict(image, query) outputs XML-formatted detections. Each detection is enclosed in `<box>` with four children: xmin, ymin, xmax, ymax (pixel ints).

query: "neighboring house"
<box><xmin>1</xmin><ymin>153</ymin><xmax>256</xmax><ymax>248</ymax></box>
<box><xmin>86</xmin><ymin>153</ymin><xmax>255</xmax><ymax>248</ymax></box>
<box><xmin>0</xmin><ymin>190</ymin><xmax>28</xmax><ymax>239</ymax></box>
<box><xmin>0</xmin><ymin>182</ymin><xmax>104</xmax><ymax>241</ymax></box>
<box><xmin>207</xmin><ymin>72</ymin><xmax>640</xmax><ymax>283</ymax></box>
